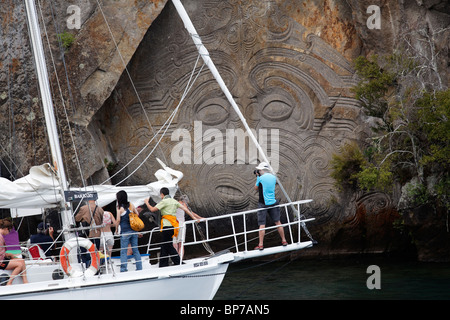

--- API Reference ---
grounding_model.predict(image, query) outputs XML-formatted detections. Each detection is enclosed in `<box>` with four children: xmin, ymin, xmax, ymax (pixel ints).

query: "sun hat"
<box><xmin>37</xmin><ymin>222</ymin><xmax>49</xmax><ymax>230</ymax></box>
<box><xmin>255</xmin><ymin>162</ymin><xmax>270</xmax><ymax>170</ymax></box>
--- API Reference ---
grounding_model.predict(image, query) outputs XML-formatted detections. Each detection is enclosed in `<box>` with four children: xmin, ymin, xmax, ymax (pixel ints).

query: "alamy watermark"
<box><xmin>64</xmin><ymin>3</ymin><xmax>380</xmax><ymax>171</ymax></box>
<box><xmin>366</xmin><ymin>265</ymin><xmax>381</xmax><ymax>289</ymax></box>
<box><xmin>170</xmin><ymin>121</ymin><xmax>280</xmax><ymax>172</ymax></box>
<box><xmin>367</xmin><ymin>5</ymin><xmax>381</xmax><ymax>30</ymax></box>
<box><xmin>66</xmin><ymin>5</ymin><xmax>81</xmax><ymax>30</ymax></box>
<box><xmin>65</xmin><ymin>4</ymin><xmax>382</xmax><ymax>31</ymax></box>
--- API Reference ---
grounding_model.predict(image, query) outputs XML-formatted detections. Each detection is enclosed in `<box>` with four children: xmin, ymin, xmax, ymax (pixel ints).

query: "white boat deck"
<box><xmin>0</xmin><ymin>200</ymin><xmax>314</xmax><ymax>299</ymax></box>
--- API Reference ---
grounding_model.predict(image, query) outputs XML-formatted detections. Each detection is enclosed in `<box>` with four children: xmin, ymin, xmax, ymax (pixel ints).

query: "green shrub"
<box><xmin>330</xmin><ymin>143</ymin><xmax>393</xmax><ymax>192</ymax></box>
<box><xmin>415</xmin><ymin>90</ymin><xmax>450</xmax><ymax>169</ymax></box>
<box><xmin>355</xmin><ymin>164</ymin><xmax>393</xmax><ymax>192</ymax></box>
<box><xmin>352</xmin><ymin>55</ymin><xmax>396</xmax><ymax>119</ymax></box>
<box><xmin>435</xmin><ymin>174</ymin><xmax>450</xmax><ymax>210</ymax></box>
<box><xmin>57</xmin><ymin>31</ymin><xmax>75</xmax><ymax>51</ymax></box>
<box><xmin>405</xmin><ymin>182</ymin><xmax>429</xmax><ymax>207</ymax></box>
<box><xmin>329</xmin><ymin>52</ymin><xmax>449</xmax><ymax>217</ymax></box>
<box><xmin>330</xmin><ymin>142</ymin><xmax>367</xmax><ymax>191</ymax></box>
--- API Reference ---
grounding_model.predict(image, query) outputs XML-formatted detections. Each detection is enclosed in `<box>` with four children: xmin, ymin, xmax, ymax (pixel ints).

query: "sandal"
<box><xmin>254</xmin><ymin>245</ymin><xmax>264</xmax><ymax>251</ymax></box>
<box><xmin>282</xmin><ymin>241</ymin><xmax>288</xmax><ymax>246</ymax></box>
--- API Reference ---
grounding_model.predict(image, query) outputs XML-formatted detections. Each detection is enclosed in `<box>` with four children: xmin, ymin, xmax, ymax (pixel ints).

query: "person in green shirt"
<box><xmin>145</xmin><ymin>187</ymin><xmax>201</xmax><ymax>267</ymax></box>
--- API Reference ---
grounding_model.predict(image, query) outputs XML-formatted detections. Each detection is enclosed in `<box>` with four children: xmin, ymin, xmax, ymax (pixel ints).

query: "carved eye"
<box><xmin>196</xmin><ymin>98</ymin><xmax>229</xmax><ymax>125</ymax></box>
<box><xmin>261</xmin><ymin>96</ymin><xmax>294</xmax><ymax>121</ymax></box>
<box><xmin>215</xmin><ymin>185</ymin><xmax>244</xmax><ymax>200</ymax></box>
<box><xmin>227</xmin><ymin>23</ymin><xmax>239</xmax><ymax>45</ymax></box>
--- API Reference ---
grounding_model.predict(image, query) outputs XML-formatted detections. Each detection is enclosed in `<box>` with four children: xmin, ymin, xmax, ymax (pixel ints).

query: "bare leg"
<box><xmin>275</xmin><ymin>221</ymin><xmax>287</xmax><ymax>243</ymax></box>
<box><xmin>174</xmin><ymin>242</ymin><xmax>184</xmax><ymax>259</ymax></box>
<box><xmin>6</xmin><ymin>259</ymin><xmax>28</xmax><ymax>285</ymax></box>
<box><xmin>258</xmin><ymin>225</ymin><xmax>265</xmax><ymax>247</ymax></box>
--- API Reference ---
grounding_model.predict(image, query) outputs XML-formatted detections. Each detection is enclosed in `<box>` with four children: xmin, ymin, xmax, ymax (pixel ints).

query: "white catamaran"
<box><xmin>0</xmin><ymin>0</ymin><xmax>315</xmax><ymax>299</ymax></box>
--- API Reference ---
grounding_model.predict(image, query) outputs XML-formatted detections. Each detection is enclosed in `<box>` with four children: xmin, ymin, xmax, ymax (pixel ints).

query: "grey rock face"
<box><xmin>1</xmin><ymin>0</ymin><xmax>448</xmax><ymax>258</ymax></box>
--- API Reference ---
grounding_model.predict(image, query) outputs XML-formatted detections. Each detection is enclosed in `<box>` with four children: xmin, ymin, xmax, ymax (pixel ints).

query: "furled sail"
<box><xmin>1</xmin><ymin>161</ymin><xmax>182</xmax><ymax>215</ymax></box>
<box><xmin>0</xmin><ymin>164</ymin><xmax>62</xmax><ymax>209</ymax></box>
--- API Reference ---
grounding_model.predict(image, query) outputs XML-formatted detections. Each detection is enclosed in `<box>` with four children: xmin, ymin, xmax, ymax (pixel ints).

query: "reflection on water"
<box><xmin>214</xmin><ymin>256</ymin><xmax>450</xmax><ymax>300</ymax></box>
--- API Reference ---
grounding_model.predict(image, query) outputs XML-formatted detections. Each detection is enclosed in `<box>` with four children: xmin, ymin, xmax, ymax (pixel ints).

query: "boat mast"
<box><xmin>24</xmin><ymin>0</ymin><xmax>74</xmax><ymax>232</ymax></box>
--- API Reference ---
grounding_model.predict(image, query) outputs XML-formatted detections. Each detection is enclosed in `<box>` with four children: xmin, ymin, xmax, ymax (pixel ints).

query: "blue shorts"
<box><xmin>257</xmin><ymin>201</ymin><xmax>281</xmax><ymax>226</ymax></box>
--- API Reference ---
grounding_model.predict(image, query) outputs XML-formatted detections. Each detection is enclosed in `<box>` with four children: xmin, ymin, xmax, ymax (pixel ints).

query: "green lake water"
<box><xmin>214</xmin><ymin>257</ymin><xmax>450</xmax><ymax>300</ymax></box>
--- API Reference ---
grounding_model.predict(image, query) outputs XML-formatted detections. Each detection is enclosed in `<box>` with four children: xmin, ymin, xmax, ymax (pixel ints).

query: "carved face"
<box><xmin>103</xmin><ymin>0</ymin><xmax>364</xmax><ymax>224</ymax></box>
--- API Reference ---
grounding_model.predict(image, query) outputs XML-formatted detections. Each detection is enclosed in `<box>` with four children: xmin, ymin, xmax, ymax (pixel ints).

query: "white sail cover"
<box><xmin>1</xmin><ymin>160</ymin><xmax>183</xmax><ymax>216</ymax></box>
<box><xmin>0</xmin><ymin>164</ymin><xmax>62</xmax><ymax>210</ymax></box>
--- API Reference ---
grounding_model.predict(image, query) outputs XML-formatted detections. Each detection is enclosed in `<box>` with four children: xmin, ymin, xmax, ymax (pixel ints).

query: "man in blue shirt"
<box><xmin>254</xmin><ymin>162</ymin><xmax>287</xmax><ymax>250</ymax></box>
<box><xmin>30</xmin><ymin>222</ymin><xmax>55</xmax><ymax>258</ymax></box>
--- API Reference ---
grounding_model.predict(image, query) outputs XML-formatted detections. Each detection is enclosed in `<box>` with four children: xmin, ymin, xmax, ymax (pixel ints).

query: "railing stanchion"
<box><xmin>285</xmin><ymin>206</ymin><xmax>293</xmax><ymax>244</ymax></box>
<box><xmin>230</xmin><ymin>216</ymin><xmax>239</xmax><ymax>253</ymax></box>
<box><xmin>193</xmin><ymin>222</ymin><xmax>197</xmax><ymax>243</ymax></box>
<box><xmin>176</xmin><ymin>200</ymin><xmax>313</xmax><ymax>255</ymax></box>
<box><xmin>297</xmin><ymin>203</ymin><xmax>301</xmax><ymax>243</ymax></box>
<box><xmin>243</xmin><ymin>212</ymin><xmax>247</xmax><ymax>252</ymax></box>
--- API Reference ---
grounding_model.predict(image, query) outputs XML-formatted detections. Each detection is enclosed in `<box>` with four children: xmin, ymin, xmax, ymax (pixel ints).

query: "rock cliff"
<box><xmin>1</xmin><ymin>0</ymin><xmax>448</xmax><ymax>261</ymax></box>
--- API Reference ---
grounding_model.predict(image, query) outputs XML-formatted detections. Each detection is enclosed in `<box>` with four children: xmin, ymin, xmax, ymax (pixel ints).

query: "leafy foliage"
<box><xmin>330</xmin><ymin>143</ymin><xmax>393</xmax><ymax>192</ymax></box>
<box><xmin>352</xmin><ymin>55</ymin><xmax>396</xmax><ymax>119</ymax></box>
<box><xmin>355</xmin><ymin>164</ymin><xmax>393</xmax><ymax>192</ymax></box>
<box><xmin>330</xmin><ymin>142</ymin><xmax>366</xmax><ymax>191</ymax></box>
<box><xmin>57</xmin><ymin>31</ymin><xmax>75</xmax><ymax>51</ymax></box>
<box><xmin>404</xmin><ymin>181</ymin><xmax>430</xmax><ymax>207</ymax></box>
<box><xmin>415</xmin><ymin>90</ymin><xmax>450</xmax><ymax>168</ymax></box>
<box><xmin>331</xmin><ymin>53</ymin><xmax>449</xmax><ymax>210</ymax></box>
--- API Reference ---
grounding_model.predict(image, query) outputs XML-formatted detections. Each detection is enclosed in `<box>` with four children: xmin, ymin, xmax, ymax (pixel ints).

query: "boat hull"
<box><xmin>233</xmin><ymin>241</ymin><xmax>313</xmax><ymax>262</ymax></box>
<box><xmin>0</xmin><ymin>254</ymin><xmax>232</xmax><ymax>300</ymax></box>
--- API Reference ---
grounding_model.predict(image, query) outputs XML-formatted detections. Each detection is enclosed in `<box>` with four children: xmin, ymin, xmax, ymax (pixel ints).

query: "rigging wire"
<box><xmin>37</xmin><ymin>0</ymin><xmax>87</xmax><ymax>189</ymax></box>
<box><xmin>0</xmin><ymin>7</ymin><xmax>62</xmax><ymax>207</ymax></box>
<box><xmin>36</xmin><ymin>1</ymin><xmax>71</xmax><ymax>193</ymax></box>
<box><xmin>99</xmin><ymin>53</ymin><xmax>205</xmax><ymax>187</ymax></box>
<box><xmin>116</xmin><ymin>64</ymin><xmax>205</xmax><ymax>186</ymax></box>
<box><xmin>34</xmin><ymin>0</ymin><xmax>206</xmax><ymax>194</ymax></box>
<box><xmin>94</xmin><ymin>0</ymin><xmax>171</xmax><ymax>171</ymax></box>
<box><xmin>0</xmin><ymin>3</ymin><xmax>318</xmax><ymax>291</ymax></box>
<box><xmin>1</xmin><ymin>1</ymin><xmax>205</xmax><ymax>214</ymax></box>
<box><xmin>92</xmin><ymin>1</ymin><xmax>213</xmax><ymax>254</ymax></box>
<box><xmin>18</xmin><ymin>10</ymin><xmax>38</xmax><ymax>167</ymax></box>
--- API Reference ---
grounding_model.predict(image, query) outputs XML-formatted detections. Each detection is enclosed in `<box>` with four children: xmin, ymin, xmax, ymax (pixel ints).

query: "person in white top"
<box><xmin>100</xmin><ymin>210</ymin><xmax>117</xmax><ymax>256</ymax></box>
<box><xmin>173</xmin><ymin>195</ymin><xmax>202</xmax><ymax>259</ymax></box>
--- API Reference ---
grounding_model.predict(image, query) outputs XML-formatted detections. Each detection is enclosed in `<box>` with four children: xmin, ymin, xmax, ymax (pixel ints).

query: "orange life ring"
<box><xmin>60</xmin><ymin>238</ymin><xmax>99</xmax><ymax>277</ymax></box>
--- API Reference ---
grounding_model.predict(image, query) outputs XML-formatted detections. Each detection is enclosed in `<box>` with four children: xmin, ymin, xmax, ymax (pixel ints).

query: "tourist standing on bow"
<box><xmin>253</xmin><ymin>162</ymin><xmax>287</xmax><ymax>250</ymax></box>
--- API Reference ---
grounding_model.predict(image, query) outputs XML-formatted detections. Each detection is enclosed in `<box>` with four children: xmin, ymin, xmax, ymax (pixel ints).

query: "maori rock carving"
<box><xmin>100</xmin><ymin>0</ymin><xmax>369</xmax><ymax>226</ymax></box>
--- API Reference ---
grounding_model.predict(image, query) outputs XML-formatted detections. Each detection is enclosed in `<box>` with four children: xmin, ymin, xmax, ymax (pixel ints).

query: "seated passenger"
<box><xmin>30</xmin><ymin>222</ymin><xmax>55</xmax><ymax>258</ymax></box>
<box><xmin>0</xmin><ymin>218</ymin><xmax>28</xmax><ymax>285</ymax></box>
